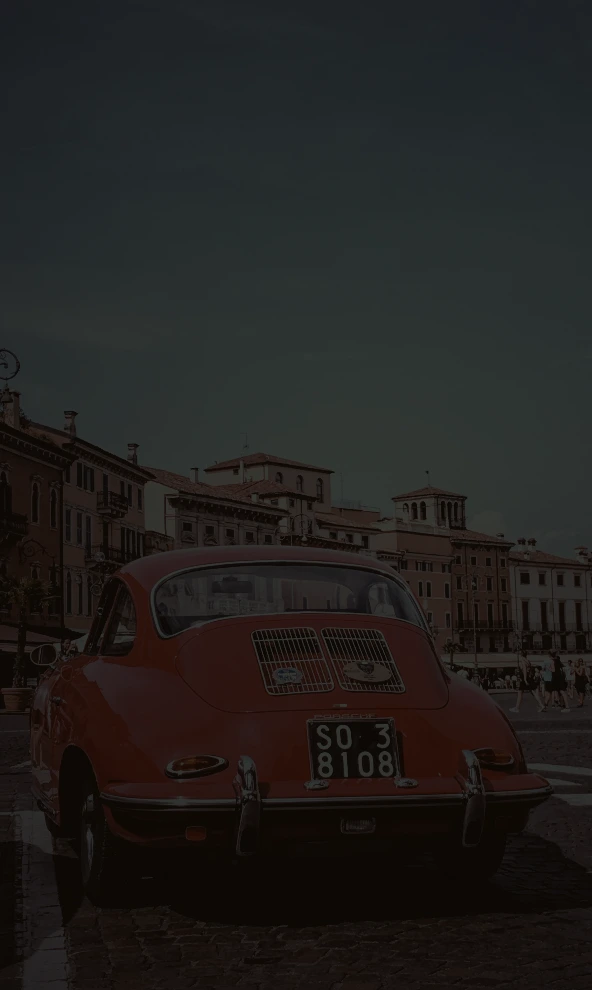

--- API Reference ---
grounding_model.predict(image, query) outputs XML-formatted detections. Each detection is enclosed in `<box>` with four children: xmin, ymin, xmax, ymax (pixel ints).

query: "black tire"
<box><xmin>438</xmin><ymin>832</ymin><xmax>507</xmax><ymax>883</ymax></box>
<box><xmin>77</xmin><ymin>776</ymin><xmax>130</xmax><ymax>906</ymax></box>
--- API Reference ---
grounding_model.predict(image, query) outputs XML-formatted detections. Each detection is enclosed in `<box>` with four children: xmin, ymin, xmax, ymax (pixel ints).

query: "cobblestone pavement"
<box><xmin>2</xmin><ymin>711</ymin><xmax>592</xmax><ymax>990</ymax></box>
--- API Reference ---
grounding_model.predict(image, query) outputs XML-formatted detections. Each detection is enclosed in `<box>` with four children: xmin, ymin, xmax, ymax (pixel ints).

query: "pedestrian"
<box><xmin>510</xmin><ymin>651</ymin><xmax>545</xmax><ymax>714</ymax></box>
<box><xmin>574</xmin><ymin>658</ymin><xmax>589</xmax><ymax>708</ymax></box>
<box><xmin>58</xmin><ymin>638</ymin><xmax>79</xmax><ymax>663</ymax></box>
<box><xmin>540</xmin><ymin>653</ymin><xmax>554</xmax><ymax>708</ymax></box>
<box><xmin>550</xmin><ymin>653</ymin><xmax>570</xmax><ymax>712</ymax></box>
<box><xmin>456</xmin><ymin>667</ymin><xmax>469</xmax><ymax>679</ymax></box>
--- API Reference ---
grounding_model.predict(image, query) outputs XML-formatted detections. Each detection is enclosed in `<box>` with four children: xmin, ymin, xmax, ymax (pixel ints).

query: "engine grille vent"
<box><xmin>321</xmin><ymin>628</ymin><xmax>405</xmax><ymax>694</ymax></box>
<box><xmin>252</xmin><ymin>628</ymin><xmax>334</xmax><ymax>695</ymax></box>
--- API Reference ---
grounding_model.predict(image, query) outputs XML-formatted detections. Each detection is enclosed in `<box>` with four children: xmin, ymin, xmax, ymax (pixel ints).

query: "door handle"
<box><xmin>51</xmin><ymin>697</ymin><xmax>63</xmax><ymax>706</ymax></box>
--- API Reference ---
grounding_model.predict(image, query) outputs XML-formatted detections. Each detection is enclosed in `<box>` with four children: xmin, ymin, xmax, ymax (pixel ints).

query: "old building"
<box><xmin>143</xmin><ymin>467</ymin><xmax>287</xmax><ymax>550</ymax></box>
<box><xmin>28</xmin><ymin>414</ymin><xmax>153</xmax><ymax>633</ymax></box>
<box><xmin>450</xmin><ymin>530</ymin><xmax>514</xmax><ymax>659</ymax></box>
<box><xmin>0</xmin><ymin>389</ymin><xmax>75</xmax><ymax>686</ymax></box>
<box><xmin>510</xmin><ymin>540</ymin><xmax>591</xmax><ymax>655</ymax></box>
<box><xmin>204</xmin><ymin>452</ymin><xmax>333</xmax><ymax>510</ymax></box>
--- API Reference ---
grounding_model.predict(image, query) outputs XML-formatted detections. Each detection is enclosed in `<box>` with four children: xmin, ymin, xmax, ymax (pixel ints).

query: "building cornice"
<box><xmin>0</xmin><ymin>424</ymin><xmax>76</xmax><ymax>470</ymax></box>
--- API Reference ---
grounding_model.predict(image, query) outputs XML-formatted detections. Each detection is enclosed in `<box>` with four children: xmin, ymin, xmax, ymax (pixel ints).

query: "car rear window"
<box><xmin>153</xmin><ymin>563</ymin><xmax>427</xmax><ymax>636</ymax></box>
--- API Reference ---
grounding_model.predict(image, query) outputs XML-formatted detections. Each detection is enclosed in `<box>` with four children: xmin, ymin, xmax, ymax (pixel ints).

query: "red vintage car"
<box><xmin>30</xmin><ymin>546</ymin><xmax>551</xmax><ymax>902</ymax></box>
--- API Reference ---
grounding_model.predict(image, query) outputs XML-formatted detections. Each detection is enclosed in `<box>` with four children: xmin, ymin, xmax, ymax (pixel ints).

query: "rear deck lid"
<box><xmin>175</xmin><ymin>613</ymin><xmax>448</xmax><ymax>712</ymax></box>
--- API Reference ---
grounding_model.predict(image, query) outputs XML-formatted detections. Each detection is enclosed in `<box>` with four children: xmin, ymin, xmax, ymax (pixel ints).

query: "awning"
<box><xmin>0</xmin><ymin>624</ymin><xmax>58</xmax><ymax>654</ymax></box>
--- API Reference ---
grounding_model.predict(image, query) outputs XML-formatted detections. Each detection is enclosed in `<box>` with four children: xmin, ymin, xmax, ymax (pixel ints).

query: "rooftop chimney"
<box><xmin>1</xmin><ymin>390</ymin><xmax>21</xmax><ymax>429</ymax></box>
<box><xmin>127</xmin><ymin>443</ymin><xmax>139</xmax><ymax>465</ymax></box>
<box><xmin>190</xmin><ymin>467</ymin><xmax>199</xmax><ymax>483</ymax></box>
<box><xmin>64</xmin><ymin>410</ymin><xmax>77</xmax><ymax>437</ymax></box>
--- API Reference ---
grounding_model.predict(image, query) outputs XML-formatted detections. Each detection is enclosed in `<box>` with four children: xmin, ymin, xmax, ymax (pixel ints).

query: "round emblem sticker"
<box><xmin>344</xmin><ymin>662</ymin><xmax>392</xmax><ymax>684</ymax></box>
<box><xmin>273</xmin><ymin>667</ymin><xmax>303</xmax><ymax>685</ymax></box>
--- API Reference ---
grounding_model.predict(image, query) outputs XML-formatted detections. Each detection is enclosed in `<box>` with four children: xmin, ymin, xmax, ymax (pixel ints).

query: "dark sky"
<box><xmin>2</xmin><ymin>1</ymin><xmax>591</xmax><ymax>554</ymax></box>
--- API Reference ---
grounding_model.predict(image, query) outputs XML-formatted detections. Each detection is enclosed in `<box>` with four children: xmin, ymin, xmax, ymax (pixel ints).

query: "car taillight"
<box><xmin>474</xmin><ymin>748</ymin><xmax>515</xmax><ymax>771</ymax></box>
<box><xmin>165</xmin><ymin>755</ymin><xmax>228</xmax><ymax>779</ymax></box>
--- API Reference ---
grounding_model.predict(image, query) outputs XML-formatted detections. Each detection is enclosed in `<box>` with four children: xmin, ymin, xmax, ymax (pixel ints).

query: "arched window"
<box><xmin>403</xmin><ymin>503</ymin><xmax>409</xmax><ymax>514</ymax></box>
<box><xmin>275</xmin><ymin>472</ymin><xmax>283</xmax><ymax>484</ymax></box>
<box><xmin>419</xmin><ymin>501</ymin><xmax>426</xmax><ymax>520</ymax></box>
<box><xmin>50</xmin><ymin>488</ymin><xmax>58</xmax><ymax>529</ymax></box>
<box><xmin>296</xmin><ymin>475</ymin><xmax>303</xmax><ymax>493</ymax></box>
<box><xmin>447</xmin><ymin>501</ymin><xmax>452</xmax><ymax>522</ymax></box>
<box><xmin>453</xmin><ymin>501</ymin><xmax>458</xmax><ymax>522</ymax></box>
<box><xmin>65</xmin><ymin>571</ymin><xmax>72</xmax><ymax>614</ymax></box>
<box><xmin>31</xmin><ymin>566</ymin><xmax>39</xmax><ymax>581</ymax></box>
<box><xmin>31</xmin><ymin>482</ymin><xmax>40</xmax><ymax>524</ymax></box>
<box><xmin>316</xmin><ymin>478</ymin><xmax>324</xmax><ymax>500</ymax></box>
<box><xmin>411</xmin><ymin>502</ymin><xmax>418</xmax><ymax>520</ymax></box>
<box><xmin>441</xmin><ymin>501</ymin><xmax>446</xmax><ymax>520</ymax></box>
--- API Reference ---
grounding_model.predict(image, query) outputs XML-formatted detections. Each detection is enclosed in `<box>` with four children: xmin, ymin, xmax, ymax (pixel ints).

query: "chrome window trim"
<box><xmin>149</xmin><ymin>559</ymin><xmax>428</xmax><ymax>641</ymax></box>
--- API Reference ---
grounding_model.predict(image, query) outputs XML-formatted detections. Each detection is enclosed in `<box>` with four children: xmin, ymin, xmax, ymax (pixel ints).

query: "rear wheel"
<box><xmin>77</xmin><ymin>777</ymin><xmax>130</xmax><ymax>905</ymax></box>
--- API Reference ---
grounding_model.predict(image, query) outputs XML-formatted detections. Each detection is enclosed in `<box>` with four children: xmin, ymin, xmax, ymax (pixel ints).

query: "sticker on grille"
<box><xmin>321</xmin><ymin>628</ymin><xmax>405</xmax><ymax>693</ymax></box>
<box><xmin>252</xmin><ymin>628</ymin><xmax>334</xmax><ymax>696</ymax></box>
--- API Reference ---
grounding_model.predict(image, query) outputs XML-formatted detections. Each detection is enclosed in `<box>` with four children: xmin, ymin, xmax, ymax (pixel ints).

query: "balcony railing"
<box><xmin>97</xmin><ymin>491</ymin><xmax>129</xmax><ymax>517</ymax></box>
<box><xmin>457</xmin><ymin>619</ymin><xmax>514</xmax><ymax>631</ymax></box>
<box><xmin>0</xmin><ymin>508</ymin><xmax>29</xmax><ymax>539</ymax></box>
<box><xmin>85</xmin><ymin>544</ymin><xmax>141</xmax><ymax>567</ymax></box>
<box><xmin>516</xmin><ymin>623</ymin><xmax>589</xmax><ymax>634</ymax></box>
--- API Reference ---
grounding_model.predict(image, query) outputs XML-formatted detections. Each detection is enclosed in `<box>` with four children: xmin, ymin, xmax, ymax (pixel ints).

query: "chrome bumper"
<box><xmin>100</xmin><ymin>751</ymin><xmax>552</xmax><ymax>858</ymax></box>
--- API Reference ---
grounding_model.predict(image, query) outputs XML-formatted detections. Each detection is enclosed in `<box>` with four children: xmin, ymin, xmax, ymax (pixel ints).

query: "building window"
<box><xmin>411</xmin><ymin>502</ymin><xmax>418</xmax><ymax>520</ymax></box>
<box><xmin>426</xmin><ymin>582</ymin><xmax>432</xmax><ymax>597</ymax></box>
<box><xmin>454</xmin><ymin>502</ymin><xmax>459</xmax><ymax>522</ymax></box>
<box><xmin>329</xmin><ymin>531</ymin><xmax>337</xmax><ymax>540</ymax></box>
<box><xmin>576</xmin><ymin>602</ymin><xmax>583</xmax><ymax>629</ymax></box>
<box><xmin>441</xmin><ymin>501</ymin><xmax>446</xmax><ymax>520</ymax></box>
<box><xmin>316</xmin><ymin>478</ymin><xmax>324</xmax><ymax>500</ymax></box>
<box><xmin>418</xmin><ymin>581</ymin><xmax>423</xmax><ymax>597</ymax></box>
<box><xmin>275</xmin><ymin>472</ymin><xmax>283</xmax><ymax>483</ymax></box>
<box><xmin>138</xmin><ymin>487</ymin><xmax>143</xmax><ymax>510</ymax></box>
<box><xmin>126</xmin><ymin>484</ymin><xmax>132</xmax><ymax>506</ymax></box>
<box><xmin>557</xmin><ymin>573</ymin><xmax>564</xmax><ymax>587</ymax></box>
<box><xmin>502</xmin><ymin>603</ymin><xmax>508</xmax><ymax>627</ymax></box>
<box><xmin>65</xmin><ymin>508</ymin><xmax>72</xmax><ymax>542</ymax></box>
<box><xmin>485</xmin><ymin>557</ymin><xmax>491</xmax><ymax>567</ymax></box>
<box><xmin>296</xmin><ymin>475</ymin><xmax>303</xmax><ymax>493</ymax></box>
<box><xmin>457</xmin><ymin>603</ymin><xmax>464</xmax><ymax>625</ymax></box>
<box><xmin>362</xmin><ymin>535</ymin><xmax>368</xmax><ymax>548</ymax></box>
<box><xmin>521</xmin><ymin>601</ymin><xmax>530</xmax><ymax>630</ymax></box>
<box><xmin>77</xmin><ymin>462</ymin><xmax>83</xmax><ymax>488</ymax></box>
<box><xmin>49</xmin><ymin>488</ymin><xmax>58</xmax><ymax>529</ymax></box>
<box><xmin>64</xmin><ymin>463</ymin><xmax>71</xmax><ymax>484</ymax></box>
<box><xmin>65</xmin><ymin>572</ymin><xmax>72</xmax><ymax>614</ymax></box>
<box><xmin>83</xmin><ymin>465</ymin><xmax>95</xmax><ymax>492</ymax></box>
<box><xmin>102</xmin><ymin>473</ymin><xmax>109</xmax><ymax>495</ymax></box>
<box><xmin>419</xmin><ymin>501</ymin><xmax>426</xmax><ymax>520</ymax></box>
<box><xmin>575</xmin><ymin>574</ymin><xmax>581</xmax><ymax>587</ymax></box>
<box><xmin>470</xmin><ymin>556</ymin><xmax>477</xmax><ymax>566</ymax></box>
<box><xmin>519</xmin><ymin>572</ymin><xmax>530</xmax><ymax>585</ymax></box>
<box><xmin>85</xmin><ymin>516</ymin><xmax>92</xmax><ymax>550</ymax></box>
<box><xmin>402</xmin><ymin>502</ymin><xmax>409</xmax><ymax>514</ymax></box>
<box><xmin>76</xmin><ymin>512</ymin><xmax>83</xmax><ymax>546</ymax></box>
<box><xmin>31</xmin><ymin>482</ymin><xmax>40</xmax><ymax>524</ymax></box>
<box><xmin>501</xmin><ymin>577</ymin><xmax>507</xmax><ymax>593</ymax></box>
<box><xmin>232</xmin><ymin>467</ymin><xmax>239</xmax><ymax>475</ymax></box>
<box><xmin>264</xmin><ymin>534</ymin><xmax>273</xmax><ymax>544</ymax></box>
<box><xmin>86</xmin><ymin>576</ymin><xmax>93</xmax><ymax>616</ymax></box>
<box><xmin>225</xmin><ymin>529</ymin><xmax>235</xmax><ymax>543</ymax></box>
<box><xmin>400</xmin><ymin>559</ymin><xmax>408</xmax><ymax>570</ymax></box>
<box><xmin>77</xmin><ymin>575</ymin><xmax>83</xmax><ymax>615</ymax></box>
<box><xmin>500</xmin><ymin>558</ymin><xmax>506</xmax><ymax>568</ymax></box>
<box><xmin>245</xmin><ymin>531</ymin><xmax>255</xmax><ymax>544</ymax></box>
<box><xmin>120</xmin><ymin>480</ymin><xmax>125</xmax><ymax>497</ymax></box>
<box><xmin>455</xmin><ymin>555</ymin><xmax>461</xmax><ymax>565</ymax></box>
<box><xmin>307</xmin><ymin>501</ymin><xmax>313</xmax><ymax>511</ymax></box>
<box><xmin>486</xmin><ymin>577</ymin><xmax>492</xmax><ymax>591</ymax></box>
<box><xmin>182</xmin><ymin>522</ymin><xmax>193</xmax><ymax>532</ymax></box>
<box><xmin>289</xmin><ymin>498</ymin><xmax>295</xmax><ymax>508</ymax></box>
<box><xmin>487</xmin><ymin>603</ymin><xmax>494</xmax><ymax>626</ymax></box>
<box><xmin>345</xmin><ymin>533</ymin><xmax>353</xmax><ymax>543</ymax></box>
<box><xmin>445</xmin><ymin>612</ymin><xmax>451</xmax><ymax>629</ymax></box>
<box><xmin>538</xmin><ymin>573</ymin><xmax>546</xmax><ymax>586</ymax></box>
<box><xmin>271</xmin><ymin>498</ymin><xmax>278</xmax><ymax>506</ymax></box>
<box><xmin>445</xmin><ymin>583</ymin><xmax>450</xmax><ymax>599</ymax></box>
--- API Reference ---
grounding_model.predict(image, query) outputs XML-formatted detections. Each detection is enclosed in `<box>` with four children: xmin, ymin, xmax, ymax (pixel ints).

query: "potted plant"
<box><xmin>0</xmin><ymin>575</ymin><xmax>52</xmax><ymax>712</ymax></box>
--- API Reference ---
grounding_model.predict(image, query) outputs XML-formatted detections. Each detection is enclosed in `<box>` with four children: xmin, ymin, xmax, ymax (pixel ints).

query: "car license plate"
<box><xmin>307</xmin><ymin>718</ymin><xmax>398</xmax><ymax>780</ymax></box>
